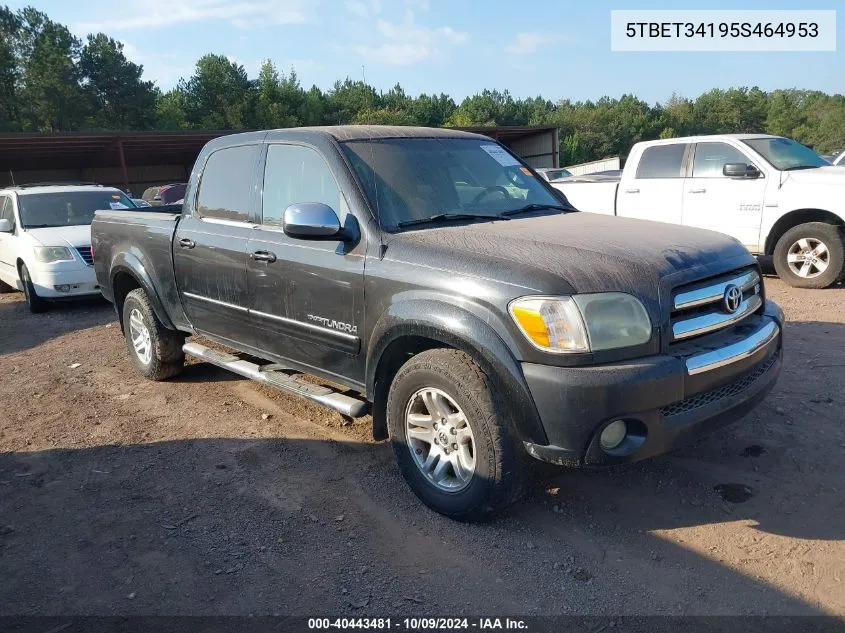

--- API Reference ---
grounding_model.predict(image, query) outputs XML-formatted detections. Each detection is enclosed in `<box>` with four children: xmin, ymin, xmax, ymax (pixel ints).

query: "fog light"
<box><xmin>54</xmin><ymin>284</ymin><xmax>71</xmax><ymax>293</ymax></box>
<box><xmin>600</xmin><ymin>420</ymin><xmax>627</xmax><ymax>450</ymax></box>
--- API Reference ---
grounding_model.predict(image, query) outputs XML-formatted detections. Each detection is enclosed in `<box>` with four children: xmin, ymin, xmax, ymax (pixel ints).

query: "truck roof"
<box><xmin>637</xmin><ymin>133</ymin><xmax>781</xmax><ymax>146</ymax></box>
<box><xmin>205</xmin><ymin>125</ymin><xmax>490</xmax><ymax>150</ymax></box>
<box><xmin>3</xmin><ymin>184</ymin><xmax>123</xmax><ymax>196</ymax></box>
<box><xmin>305</xmin><ymin>125</ymin><xmax>489</xmax><ymax>141</ymax></box>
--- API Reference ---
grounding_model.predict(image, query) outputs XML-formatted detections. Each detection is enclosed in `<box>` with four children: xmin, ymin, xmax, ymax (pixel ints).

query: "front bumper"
<box><xmin>521</xmin><ymin>300</ymin><xmax>783</xmax><ymax>467</ymax></box>
<box><xmin>29</xmin><ymin>266</ymin><xmax>100</xmax><ymax>299</ymax></box>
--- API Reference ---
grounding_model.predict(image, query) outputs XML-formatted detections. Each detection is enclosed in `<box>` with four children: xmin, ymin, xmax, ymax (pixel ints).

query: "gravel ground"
<box><xmin>0</xmin><ymin>277</ymin><xmax>843</xmax><ymax>616</ymax></box>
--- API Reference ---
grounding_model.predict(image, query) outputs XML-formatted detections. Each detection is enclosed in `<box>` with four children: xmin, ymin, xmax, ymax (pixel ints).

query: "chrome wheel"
<box><xmin>405</xmin><ymin>387</ymin><xmax>476</xmax><ymax>492</ymax></box>
<box><xmin>129</xmin><ymin>308</ymin><xmax>152</xmax><ymax>365</ymax></box>
<box><xmin>787</xmin><ymin>238</ymin><xmax>830</xmax><ymax>279</ymax></box>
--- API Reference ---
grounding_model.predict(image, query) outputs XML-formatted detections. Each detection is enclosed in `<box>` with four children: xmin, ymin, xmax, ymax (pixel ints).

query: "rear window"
<box><xmin>636</xmin><ymin>144</ymin><xmax>687</xmax><ymax>179</ymax></box>
<box><xmin>196</xmin><ymin>145</ymin><xmax>260</xmax><ymax>222</ymax></box>
<box><xmin>17</xmin><ymin>190</ymin><xmax>135</xmax><ymax>228</ymax></box>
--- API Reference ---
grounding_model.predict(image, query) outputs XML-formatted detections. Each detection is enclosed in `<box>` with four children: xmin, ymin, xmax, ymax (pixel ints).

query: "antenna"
<box><xmin>8</xmin><ymin>169</ymin><xmax>15</xmax><ymax>186</ymax></box>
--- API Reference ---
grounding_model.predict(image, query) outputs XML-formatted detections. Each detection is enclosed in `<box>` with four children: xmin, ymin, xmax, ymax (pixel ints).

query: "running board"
<box><xmin>182</xmin><ymin>342</ymin><xmax>370</xmax><ymax>418</ymax></box>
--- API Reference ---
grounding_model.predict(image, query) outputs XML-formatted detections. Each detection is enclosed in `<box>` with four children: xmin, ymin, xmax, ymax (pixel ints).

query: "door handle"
<box><xmin>688</xmin><ymin>188</ymin><xmax>707</xmax><ymax>194</ymax></box>
<box><xmin>624</xmin><ymin>188</ymin><xmax>640</xmax><ymax>194</ymax></box>
<box><xmin>178</xmin><ymin>238</ymin><xmax>195</xmax><ymax>249</ymax></box>
<box><xmin>251</xmin><ymin>250</ymin><xmax>277</xmax><ymax>263</ymax></box>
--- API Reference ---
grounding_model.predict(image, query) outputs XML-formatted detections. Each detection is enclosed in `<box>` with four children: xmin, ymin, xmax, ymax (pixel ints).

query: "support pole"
<box><xmin>117</xmin><ymin>138</ymin><xmax>130</xmax><ymax>193</ymax></box>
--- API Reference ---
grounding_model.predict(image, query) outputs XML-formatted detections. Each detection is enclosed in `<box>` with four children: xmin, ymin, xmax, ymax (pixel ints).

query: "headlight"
<box><xmin>509</xmin><ymin>293</ymin><xmax>651</xmax><ymax>353</ymax></box>
<box><xmin>33</xmin><ymin>246</ymin><xmax>74</xmax><ymax>263</ymax></box>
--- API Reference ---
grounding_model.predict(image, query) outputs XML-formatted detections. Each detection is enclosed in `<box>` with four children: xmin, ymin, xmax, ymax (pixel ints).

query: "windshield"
<box><xmin>18</xmin><ymin>190</ymin><xmax>135</xmax><ymax>228</ymax></box>
<box><xmin>742</xmin><ymin>137</ymin><xmax>829</xmax><ymax>171</ymax></box>
<box><xmin>341</xmin><ymin>138</ymin><xmax>566</xmax><ymax>230</ymax></box>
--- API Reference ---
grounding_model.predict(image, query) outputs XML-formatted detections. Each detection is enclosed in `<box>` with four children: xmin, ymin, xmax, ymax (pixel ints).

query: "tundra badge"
<box><xmin>307</xmin><ymin>314</ymin><xmax>358</xmax><ymax>334</ymax></box>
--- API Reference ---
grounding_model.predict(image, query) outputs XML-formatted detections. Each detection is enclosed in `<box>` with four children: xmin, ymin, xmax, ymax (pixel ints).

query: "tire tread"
<box><xmin>773</xmin><ymin>222</ymin><xmax>845</xmax><ymax>289</ymax></box>
<box><xmin>123</xmin><ymin>288</ymin><xmax>184</xmax><ymax>380</ymax></box>
<box><xmin>387</xmin><ymin>348</ymin><xmax>528</xmax><ymax>520</ymax></box>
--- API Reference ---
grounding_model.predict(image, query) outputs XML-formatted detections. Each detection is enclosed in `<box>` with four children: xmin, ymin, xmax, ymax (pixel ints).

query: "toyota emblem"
<box><xmin>722</xmin><ymin>284</ymin><xmax>742</xmax><ymax>314</ymax></box>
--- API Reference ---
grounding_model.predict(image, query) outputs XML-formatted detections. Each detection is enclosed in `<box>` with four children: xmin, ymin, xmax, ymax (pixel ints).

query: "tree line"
<box><xmin>2</xmin><ymin>4</ymin><xmax>844</xmax><ymax>165</ymax></box>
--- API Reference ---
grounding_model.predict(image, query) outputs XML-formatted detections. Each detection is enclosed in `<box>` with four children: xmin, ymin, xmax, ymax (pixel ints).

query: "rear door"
<box><xmin>617</xmin><ymin>143</ymin><xmax>688</xmax><ymax>225</ymax></box>
<box><xmin>681</xmin><ymin>141</ymin><xmax>766</xmax><ymax>250</ymax></box>
<box><xmin>0</xmin><ymin>195</ymin><xmax>17</xmax><ymax>286</ymax></box>
<box><xmin>173</xmin><ymin>143</ymin><xmax>261</xmax><ymax>347</ymax></box>
<box><xmin>246</xmin><ymin>142</ymin><xmax>366</xmax><ymax>380</ymax></box>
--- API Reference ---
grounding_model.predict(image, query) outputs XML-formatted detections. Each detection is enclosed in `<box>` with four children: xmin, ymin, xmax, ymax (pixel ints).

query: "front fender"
<box><xmin>109</xmin><ymin>250</ymin><xmax>174</xmax><ymax>329</ymax></box>
<box><xmin>366</xmin><ymin>299</ymin><xmax>549</xmax><ymax>445</ymax></box>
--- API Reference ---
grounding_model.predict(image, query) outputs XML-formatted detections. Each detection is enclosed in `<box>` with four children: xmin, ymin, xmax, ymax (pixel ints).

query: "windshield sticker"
<box><xmin>111</xmin><ymin>195</ymin><xmax>121</xmax><ymax>199</ymax></box>
<box><xmin>480</xmin><ymin>144</ymin><xmax>520</xmax><ymax>167</ymax></box>
<box><xmin>109</xmin><ymin>202</ymin><xmax>129</xmax><ymax>209</ymax></box>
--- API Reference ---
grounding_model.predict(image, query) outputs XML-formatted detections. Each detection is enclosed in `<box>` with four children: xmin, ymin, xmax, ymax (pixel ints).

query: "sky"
<box><xmin>7</xmin><ymin>0</ymin><xmax>845</xmax><ymax>104</ymax></box>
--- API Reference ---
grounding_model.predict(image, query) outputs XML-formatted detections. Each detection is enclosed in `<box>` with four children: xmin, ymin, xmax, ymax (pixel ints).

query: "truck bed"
<box><xmin>91</xmin><ymin>209</ymin><xmax>182</xmax><ymax>319</ymax></box>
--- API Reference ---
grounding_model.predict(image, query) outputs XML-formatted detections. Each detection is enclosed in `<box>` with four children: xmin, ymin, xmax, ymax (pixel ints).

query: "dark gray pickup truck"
<box><xmin>92</xmin><ymin>126</ymin><xmax>784</xmax><ymax>519</ymax></box>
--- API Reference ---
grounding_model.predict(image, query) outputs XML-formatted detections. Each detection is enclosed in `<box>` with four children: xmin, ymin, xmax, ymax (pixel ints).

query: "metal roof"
<box><xmin>0</xmin><ymin>126</ymin><xmax>558</xmax><ymax>173</ymax></box>
<box><xmin>0</xmin><ymin>130</ymin><xmax>228</xmax><ymax>171</ymax></box>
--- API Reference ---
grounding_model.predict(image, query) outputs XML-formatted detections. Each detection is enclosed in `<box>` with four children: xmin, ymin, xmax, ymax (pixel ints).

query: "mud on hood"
<box><xmin>386</xmin><ymin>212</ymin><xmax>755</xmax><ymax>321</ymax></box>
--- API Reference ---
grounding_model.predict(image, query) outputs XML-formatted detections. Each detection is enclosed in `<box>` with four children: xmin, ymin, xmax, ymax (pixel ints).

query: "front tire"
<box><xmin>773</xmin><ymin>222</ymin><xmax>844</xmax><ymax>289</ymax></box>
<box><xmin>20</xmin><ymin>264</ymin><xmax>47</xmax><ymax>313</ymax></box>
<box><xmin>122</xmin><ymin>288</ymin><xmax>185</xmax><ymax>380</ymax></box>
<box><xmin>386</xmin><ymin>349</ymin><xmax>527</xmax><ymax>520</ymax></box>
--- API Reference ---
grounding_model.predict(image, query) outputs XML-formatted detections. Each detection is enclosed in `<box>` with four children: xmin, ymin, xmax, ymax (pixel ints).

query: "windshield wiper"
<box><xmin>783</xmin><ymin>165</ymin><xmax>820</xmax><ymax>171</ymax></box>
<box><xmin>500</xmin><ymin>203</ymin><xmax>571</xmax><ymax>217</ymax></box>
<box><xmin>23</xmin><ymin>224</ymin><xmax>59</xmax><ymax>228</ymax></box>
<box><xmin>396</xmin><ymin>213</ymin><xmax>503</xmax><ymax>229</ymax></box>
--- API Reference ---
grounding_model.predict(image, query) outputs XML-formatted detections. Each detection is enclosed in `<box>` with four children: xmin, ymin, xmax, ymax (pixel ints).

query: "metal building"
<box><xmin>0</xmin><ymin>126</ymin><xmax>560</xmax><ymax>194</ymax></box>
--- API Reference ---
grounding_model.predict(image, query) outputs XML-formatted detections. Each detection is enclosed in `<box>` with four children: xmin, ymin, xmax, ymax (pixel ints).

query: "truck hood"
<box><xmin>25</xmin><ymin>225</ymin><xmax>92</xmax><ymax>248</ymax></box>
<box><xmin>385</xmin><ymin>212</ymin><xmax>755</xmax><ymax>319</ymax></box>
<box><xmin>782</xmin><ymin>166</ymin><xmax>845</xmax><ymax>186</ymax></box>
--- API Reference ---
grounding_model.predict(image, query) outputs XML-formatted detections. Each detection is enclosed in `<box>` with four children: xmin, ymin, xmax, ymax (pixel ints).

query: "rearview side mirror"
<box><xmin>283</xmin><ymin>202</ymin><xmax>344</xmax><ymax>239</ymax></box>
<box><xmin>723</xmin><ymin>163</ymin><xmax>761</xmax><ymax>179</ymax></box>
<box><xmin>0</xmin><ymin>218</ymin><xmax>13</xmax><ymax>233</ymax></box>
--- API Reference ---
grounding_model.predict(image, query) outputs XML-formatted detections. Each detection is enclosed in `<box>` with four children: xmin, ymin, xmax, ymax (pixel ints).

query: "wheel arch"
<box><xmin>366</xmin><ymin>300</ymin><xmax>548</xmax><ymax>446</ymax></box>
<box><xmin>765</xmin><ymin>208</ymin><xmax>844</xmax><ymax>255</ymax></box>
<box><xmin>109</xmin><ymin>254</ymin><xmax>174</xmax><ymax>331</ymax></box>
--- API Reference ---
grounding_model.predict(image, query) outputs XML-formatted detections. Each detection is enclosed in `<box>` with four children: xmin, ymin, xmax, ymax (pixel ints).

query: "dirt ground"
<box><xmin>0</xmin><ymin>277</ymin><xmax>843</xmax><ymax>617</ymax></box>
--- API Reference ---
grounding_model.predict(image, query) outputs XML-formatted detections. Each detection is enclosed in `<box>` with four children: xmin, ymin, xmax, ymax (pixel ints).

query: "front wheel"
<box><xmin>773</xmin><ymin>222</ymin><xmax>845</xmax><ymax>289</ymax></box>
<box><xmin>20</xmin><ymin>264</ymin><xmax>47</xmax><ymax>313</ymax></box>
<box><xmin>122</xmin><ymin>288</ymin><xmax>185</xmax><ymax>380</ymax></box>
<box><xmin>386</xmin><ymin>348</ymin><xmax>527</xmax><ymax>520</ymax></box>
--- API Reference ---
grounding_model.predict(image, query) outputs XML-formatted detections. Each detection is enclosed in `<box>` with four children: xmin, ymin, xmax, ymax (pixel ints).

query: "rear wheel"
<box><xmin>20</xmin><ymin>264</ymin><xmax>47</xmax><ymax>313</ymax></box>
<box><xmin>387</xmin><ymin>348</ymin><xmax>527</xmax><ymax>520</ymax></box>
<box><xmin>773</xmin><ymin>222</ymin><xmax>844</xmax><ymax>289</ymax></box>
<box><xmin>122</xmin><ymin>288</ymin><xmax>185</xmax><ymax>380</ymax></box>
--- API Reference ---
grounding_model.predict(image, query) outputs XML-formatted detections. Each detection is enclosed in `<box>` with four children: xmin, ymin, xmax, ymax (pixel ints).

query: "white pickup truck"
<box><xmin>553</xmin><ymin>134</ymin><xmax>845</xmax><ymax>288</ymax></box>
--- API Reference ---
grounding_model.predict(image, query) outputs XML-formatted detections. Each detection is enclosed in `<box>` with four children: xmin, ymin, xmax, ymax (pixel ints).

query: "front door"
<box><xmin>173</xmin><ymin>143</ymin><xmax>261</xmax><ymax>347</ymax></box>
<box><xmin>617</xmin><ymin>143</ymin><xmax>688</xmax><ymax>225</ymax></box>
<box><xmin>681</xmin><ymin>141</ymin><xmax>766</xmax><ymax>250</ymax></box>
<box><xmin>246</xmin><ymin>143</ymin><xmax>366</xmax><ymax>381</ymax></box>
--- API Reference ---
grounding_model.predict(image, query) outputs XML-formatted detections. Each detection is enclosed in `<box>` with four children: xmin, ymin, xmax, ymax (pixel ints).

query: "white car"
<box><xmin>553</xmin><ymin>134</ymin><xmax>845</xmax><ymax>288</ymax></box>
<box><xmin>535</xmin><ymin>167</ymin><xmax>573</xmax><ymax>182</ymax></box>
<box><xmin>0</xmin><ymin>184</ymin><xmax>136</xmax><ymax>312</ymax></box>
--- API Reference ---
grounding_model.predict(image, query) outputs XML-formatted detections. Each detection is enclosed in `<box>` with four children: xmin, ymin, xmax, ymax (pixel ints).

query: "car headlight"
<box><xmin>509</xmin><ymin>293</ymin><xmax>652</xmax><ymax>353</ymax></box>
<box><xmin>33</xmin><ymin>246</ymin><xmax>74</xmax><ymax>263</ymax></box>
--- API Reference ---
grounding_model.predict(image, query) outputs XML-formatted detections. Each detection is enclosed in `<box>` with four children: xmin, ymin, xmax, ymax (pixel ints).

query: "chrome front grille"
<box><xmin>670</xmin><ymin>268</ymin><xmax>762</xmax><ymax>343</ymax></box>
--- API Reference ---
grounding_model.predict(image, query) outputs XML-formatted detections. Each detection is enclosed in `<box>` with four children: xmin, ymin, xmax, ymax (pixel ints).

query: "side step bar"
<box><xmin>183</xmin><ymin>342</ymin><xmax>370</xmax><ymax>418</ymax></box>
